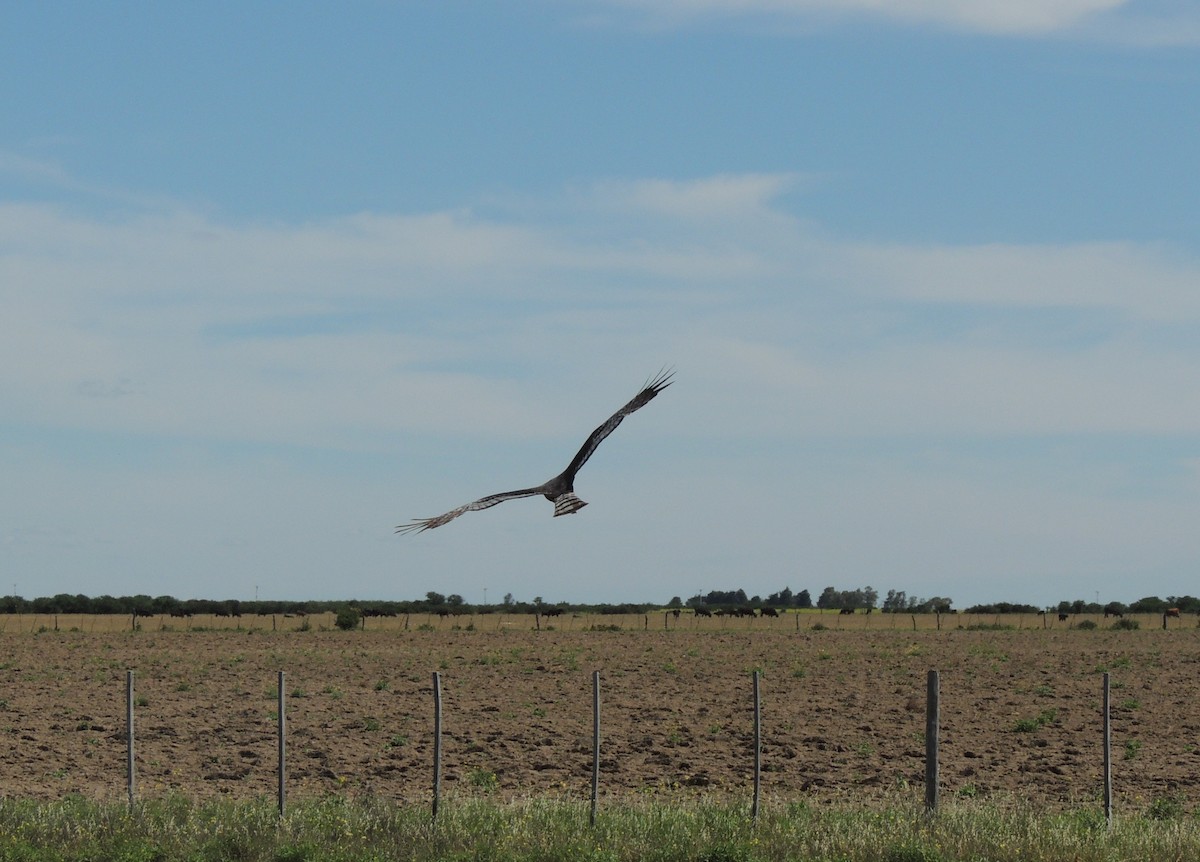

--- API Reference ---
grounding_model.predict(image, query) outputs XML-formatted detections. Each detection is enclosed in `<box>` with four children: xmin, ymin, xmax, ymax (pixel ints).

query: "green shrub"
<box><xmin>1147</xmin><ymin>794</ymin><xmax>1184</xmax><ymax>820</ymax></box>
<box><xmin>1076</xmin><ymin>620</ymin><xmax>1098</xmax><ymax>630</ymax></box>
<box><xmin>334</xmin><ymin>607</ymin><xmax>360</xmax><ymax>631</ymax></box>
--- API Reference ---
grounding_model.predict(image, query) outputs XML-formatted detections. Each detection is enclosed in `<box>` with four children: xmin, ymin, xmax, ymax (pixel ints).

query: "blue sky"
<box><xmin>2</xmin><ymin>1</ymin><xmax>1199</xmax><ymax>609</ymax></box>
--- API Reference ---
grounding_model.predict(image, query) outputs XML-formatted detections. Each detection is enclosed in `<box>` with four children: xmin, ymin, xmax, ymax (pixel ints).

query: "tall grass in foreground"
<box><xmin>2</xmin><ymin>794</ymin><xmax>1200</xmax><ymax>862</ymax></box>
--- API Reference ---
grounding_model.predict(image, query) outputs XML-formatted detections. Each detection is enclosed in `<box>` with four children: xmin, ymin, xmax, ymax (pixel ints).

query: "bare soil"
<box><xmin>2</xmin><ymin>613</ymin><xmax>1198</xmax><ymax>813</ymax></box>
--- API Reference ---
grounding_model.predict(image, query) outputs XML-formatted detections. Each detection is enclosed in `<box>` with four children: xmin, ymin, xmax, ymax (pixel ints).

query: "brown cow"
<box><xmin>1166</xmin><ymin>608</ymin><xmax>1181</xmax><ymax>618</ymax></box>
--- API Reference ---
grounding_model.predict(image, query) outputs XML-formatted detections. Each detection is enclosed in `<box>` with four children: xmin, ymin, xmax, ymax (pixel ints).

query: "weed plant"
<box><xmin>3</xmin><ymin>794</ymin><xmax>1200</xmax><ymax>862</ymax></box>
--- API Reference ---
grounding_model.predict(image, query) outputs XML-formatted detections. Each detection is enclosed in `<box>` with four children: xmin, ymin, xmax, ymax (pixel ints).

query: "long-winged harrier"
<box><xmin>396</xmin><ymin>369</ymin><xmax>673</xmax><ymax>534</ymax></box>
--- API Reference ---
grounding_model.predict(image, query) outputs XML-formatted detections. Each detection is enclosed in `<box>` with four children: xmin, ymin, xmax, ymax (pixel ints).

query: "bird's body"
<box><xmin>396</xmin><ymin>369</ymin><xmax>673</xmax><ymax>533</ymax></box>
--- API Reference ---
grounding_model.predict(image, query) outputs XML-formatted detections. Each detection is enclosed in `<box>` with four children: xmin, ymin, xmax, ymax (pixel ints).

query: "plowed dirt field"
<box><xmin>2</xmin><ymin>613</ymin><xmax>1198</xmax><ymax>813</ymax></box>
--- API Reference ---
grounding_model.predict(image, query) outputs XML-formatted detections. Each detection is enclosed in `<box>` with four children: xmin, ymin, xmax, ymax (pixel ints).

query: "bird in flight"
<box><xmin>396</xmin><ymin>369</ymin><xmax>673</xmax><ymax>534</ymax></box>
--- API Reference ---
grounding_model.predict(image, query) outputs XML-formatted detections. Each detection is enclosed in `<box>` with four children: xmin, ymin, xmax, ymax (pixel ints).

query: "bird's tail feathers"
<box><xmin>553</xmin><ymin>493</ymin><xmax>587</xmax><ymax>517</ymax></box>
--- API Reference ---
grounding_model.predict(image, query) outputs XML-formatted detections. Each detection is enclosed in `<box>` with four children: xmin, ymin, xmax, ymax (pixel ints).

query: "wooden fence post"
<box><xmin>278</xmin><ymin>670</ymin><xmax>286</xmax><ymax>818</ymax></box>
<box><xmin>591</xmin><ymin>670</ymin><xmax>601</xmax><ymax>826</ymax></box>
<box><xmin>752</xmin><ymin>670</ymin><xmax>762</xmax><ymax>825</ymax></box>
<box><xmin>126</xmin><ymin>670</ymin><xmax>135</xmax><ymax>809</ymax></box>
<box><xmin>1103</xmin><ymin>672</ymin><xmax>1112</xmax><ymax>827</ymax></box>
<box><xmin>432</xmin><ymin>671</ymin><xmax>443</xmax><ymax>819</ymax></box>
<box><xmin>925</xmin><ymin>669</ymin><xmax>939</xmax><ymax>813</ymax></box>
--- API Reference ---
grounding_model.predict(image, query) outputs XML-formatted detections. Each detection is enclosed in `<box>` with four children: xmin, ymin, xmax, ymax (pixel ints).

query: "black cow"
<box><xmin>758</xmin><ymin>607</ymin><xmax>779</xmax><ymax>618</ymax></box>
<box><xmin>839</xmin><ymin>608</ymin><xmax>855</xmax><ymax>616</ymax></box>
<box><xmin>693</xmin><ymin>607</ymin><xmax>712</xmax><ymax>618</ymax></box>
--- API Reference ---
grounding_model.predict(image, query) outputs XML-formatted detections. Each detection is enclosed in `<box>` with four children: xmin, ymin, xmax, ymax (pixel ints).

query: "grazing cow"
<box><xmin>1058</xmin><ymin>613</ymin><xmax>1069</xmax><ymax>622</ymax></box>
<box><xmin>1166</xmin><ymin>608</ymin><xmax>1181</xmax><ymax>618</ymax></box>
<box><xmin>670</xmin><ymin>608</ymin><xmax>681</xmax><ymax>620</ymax></box>
<box><xmin>758</xmin><ymin>607</ymin><xmax>779</xmax><ymax>618</ymax></box>
<box><xmin>737</xmin><ymin>607</ymin><xmax>757</xmax><ymax>618</ymax></box>
<box><xmin>1104</xmin><ymin>608</ymin><xmax>1123</xmax><ymax>619</ymax></box>
<box><xmin>839</xmin><ymin>608</ymin><xmax>855</xmax><ymax>616</ymax></box>
<box><xmin>542</xmin><ymin>608</ymin><xmax>563</xmax><ymax>618</ymax></box>
<box><xmin>693</xmin><ymin>607</ymin><xmax>712</xmax><ymax>618</ymax></box>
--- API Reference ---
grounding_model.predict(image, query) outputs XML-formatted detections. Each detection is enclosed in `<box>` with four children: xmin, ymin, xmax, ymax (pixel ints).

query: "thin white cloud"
<box><xmin>843</xmin><ymin>239</ymin><xmax>1200</xmax><ymax>321</ymax></box>
<box><xmin>4</xmin><ymin>174</ymin><xmax>1200</xmax><ymax>457</ymax></box>
<box><xmin>593</xmin><ymin>0</ymin><xmax>1130</xmax><ymax>34</ymax></box>
<box><xmin>586</xmin><ymin>0</ymin><xmax>1200</xmax><ymax>43</ymax></box>
<box><xmin>590</xmin><ymin>172</ymin><xmax>800</xmax><ymax>220</ymax></box>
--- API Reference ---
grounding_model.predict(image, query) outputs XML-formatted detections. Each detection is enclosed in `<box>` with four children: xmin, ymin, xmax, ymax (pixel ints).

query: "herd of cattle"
<box><xmin>686</xmin><ymin>607</ymin><xmax>879</xmax><ymax>618</ymax></box>
<box><xmin>690</xmin><ymin>606</ymin><xmax>781</xmax><ymax>618</ymax></box>
<box><xmin>139</xmin><ymin>605</ymin><xmax>1190</xmax><ymax>624</ymax></box>
<box><xmin>1037</xmin><ymin>608</ymin><xmax>1184</xmax><ymax>621</ymax></box>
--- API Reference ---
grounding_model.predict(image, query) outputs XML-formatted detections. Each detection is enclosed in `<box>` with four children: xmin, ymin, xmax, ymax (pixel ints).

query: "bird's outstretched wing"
<box><xmin>395</xmin><ymin>486</ymin><xmax>546</xmax><ymax>534</ymax></box>
<box><xmin>396</xmin><ymin>368</ymin><xmax>673</xmax><ymax>534</ymax></box>
<box><xmin>561</xmin><ymin>368</ymin><xmax>674</xmax><ymax>481</ymax></box>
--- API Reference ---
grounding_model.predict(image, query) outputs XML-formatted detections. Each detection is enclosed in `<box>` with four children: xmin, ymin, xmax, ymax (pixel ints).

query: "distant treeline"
<box><xmin>964</xmin><ymin>596</ymin><xmax>1200</xmax><ymax>616</ymax></box>
<box><xmin>0</xmin><ymin>593</ymin><xmax>657</xmax><ymax>617</ymax></box>
<box><xmin>3</xmin><ymin>590</ymin><xmax>1197</xmax><ymax>618</ymax></box>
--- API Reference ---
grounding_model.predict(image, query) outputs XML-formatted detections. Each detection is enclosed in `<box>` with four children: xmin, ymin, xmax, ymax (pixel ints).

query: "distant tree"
<box><xmin>53</xmin><ymin>593</ymin><xmax>88</xmax><ymax>614</ymax></box>
<box><xmin>913</xmin><ymin>596</ymin><xmax>952</xmax><ymax>613</ymax></box>
<box><xmin>446</xmin><ymin>594</ymin><xmax>465</xmax><ymax>606</ymax></box>
<box><xmin>883</xmin><ymin>589</ymin><xmax>907</xmax><ymax>613</ymax></box>
<box><xmin>152</xmin><ymin>595</ymin><xmax>180</xmax><ymax>615</ymax></box>
<box><xmin>667</xmin><ymin>596</ymin><xmax>683</xmax><ymax>609</ymax></box>
<box><xmin>1130</xmin><ymin>596</ymin><xmax>1167</xmax><ymax>613</ymax></box>
<box><xmin>796</xmin><ymin>589</ymin><xmax>812</xmax><ymax>609</ymax></box>
<box><xmin>816</xmin><ymin>587</ymin><xmax>840</xmax><ymax>609</ymax></box>
<box><xmin>502</xmin><ymin>593</ymin><xmax>515</xmax><ymax>607</ymax></box>
<box><xmin>847</xmin><ymin>586</ymin><xmax>878</xmax><ymax>609</ymax></box>
<box><xmin>425</xmin><ymin>591</ymin><xmax>446</xmax><ymax>606</ymax></box>
<box><xmin>703</xmin><ymin>589</ymin><xmax>748</xmax><ymax>606</ymax></box>
<box><xmin>130</xmin><ymin>594</ymin><xmax>155</xmax><ymax>616</ymax></box>
<box><xmin>93</xmin><ymin>594</ymin><xmax>122</xmax><ymax>614</ymax></box>
<box><xmin>31</xmin><ymin>596</ymin><xmax>59</xmax><ymax>614</ymax></box>
<box><xmin>766</xmin><ymin>587</ymin><xmax>793</xmax><ymax>607</ymax></box>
